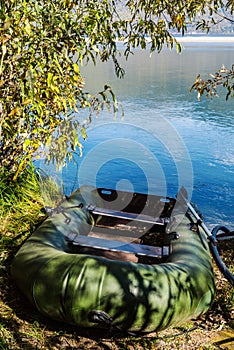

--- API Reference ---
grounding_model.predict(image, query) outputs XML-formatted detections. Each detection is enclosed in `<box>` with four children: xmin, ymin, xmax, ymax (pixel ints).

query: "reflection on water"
<box><xmin>40</xmin><ymin>42</ymin><xmax>234</xmax><ymax>228</ymax></box>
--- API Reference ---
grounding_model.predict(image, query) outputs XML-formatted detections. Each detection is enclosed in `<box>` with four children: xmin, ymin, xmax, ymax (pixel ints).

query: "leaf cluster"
<box><xmin>0</xmin><ymin>0</ymin><xmax>120</xmax><ymax>177</ymax></box>
<box><xmin>191</xmin><ymin>65</ymin><xmax>234</xmax><ymax>100</ymax></box>
<box><xmin>0</xmin><ymin>0</ymin><xmax>233</xmax><ymax>178</ymax></box>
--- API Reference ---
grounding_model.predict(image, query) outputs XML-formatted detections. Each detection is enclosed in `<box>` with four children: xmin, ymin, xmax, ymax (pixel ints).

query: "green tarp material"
<box><xmin>11</xmin><ymin>186</ymin><xmax>215</xmax><ymax>332</ymax></box>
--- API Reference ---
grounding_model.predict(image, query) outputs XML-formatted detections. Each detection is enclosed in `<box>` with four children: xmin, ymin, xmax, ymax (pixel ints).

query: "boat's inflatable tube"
<box><xmin>11</xmin><ymin>186</ymin><xmax>215</xmax><ymax>333</ymax></box>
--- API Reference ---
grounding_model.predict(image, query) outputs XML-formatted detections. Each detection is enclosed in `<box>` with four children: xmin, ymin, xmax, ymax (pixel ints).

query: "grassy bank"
<box><xmin>0</xmin><ymin>167</ymin><xmax>233</xmax><ymax>349</ymax></box>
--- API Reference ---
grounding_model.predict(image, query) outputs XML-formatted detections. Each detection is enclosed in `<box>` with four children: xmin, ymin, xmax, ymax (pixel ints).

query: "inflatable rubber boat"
<box><xmin>11</xmin><ymin>186</ymin><xmax>215</xmax><ymax>333</ymax></box>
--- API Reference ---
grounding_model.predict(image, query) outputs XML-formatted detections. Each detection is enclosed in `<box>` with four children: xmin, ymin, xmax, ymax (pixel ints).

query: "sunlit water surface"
<box><xmin>39</xmin><ymin>40</ymin><xmax>234</xmax><ymax>228</ymax></box>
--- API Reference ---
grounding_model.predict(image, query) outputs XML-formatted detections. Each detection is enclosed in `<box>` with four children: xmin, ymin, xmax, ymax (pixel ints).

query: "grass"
<box><xmin>0</xmin><ymin>166</ymin><xmax>233</xmax><ymax>349</ymax></box>
<box><xmin>0</xmin><ymin>165</ymin><xmax>62</xmax><ymax>267</ymax></box>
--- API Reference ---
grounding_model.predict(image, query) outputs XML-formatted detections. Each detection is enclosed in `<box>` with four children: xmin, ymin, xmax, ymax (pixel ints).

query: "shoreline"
<box><xmin>175</xmin><ymin>35</ymin><xmax>234</xmax><ymax>43</ymax></box>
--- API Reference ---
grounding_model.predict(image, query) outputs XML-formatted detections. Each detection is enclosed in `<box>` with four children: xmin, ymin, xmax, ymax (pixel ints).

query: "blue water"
<box><xmin>39</xmin><ymin>40</ymin><xmax>234</xmax><ymax>228</ymax></box>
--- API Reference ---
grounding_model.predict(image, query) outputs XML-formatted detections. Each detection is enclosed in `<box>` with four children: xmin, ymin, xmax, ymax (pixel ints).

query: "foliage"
<box><xmin>191</xmin><ymin>65</ymin><xmax>234</xmax><ymax>100</ymax></box>
<box><xmin>0</xmin><ymin>0</ymin><xmax>234</xmax><ymax>179</ymax></box>
<box><xmin>0</xmin><ymin>0</ymin><xmax>120</xmax><ymax>178</ymax></box>
<box><xmin>0</xmin><ymin>164</ymin><xmax>59</xmax><ymax>247</ymax></box>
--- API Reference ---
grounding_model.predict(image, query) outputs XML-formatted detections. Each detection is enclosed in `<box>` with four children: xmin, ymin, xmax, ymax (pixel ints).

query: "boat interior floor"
<box><xmin>66</xmin><ymin>188</ymin><xmax>177</xmax><ymax>264</ymax></box>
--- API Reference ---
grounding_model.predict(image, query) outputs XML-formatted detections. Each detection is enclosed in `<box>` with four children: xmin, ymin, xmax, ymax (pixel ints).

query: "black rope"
<box><xmin>88</xmin><ymin>310</ymin><xmax>136</xmax><ymax>336</ymax></box>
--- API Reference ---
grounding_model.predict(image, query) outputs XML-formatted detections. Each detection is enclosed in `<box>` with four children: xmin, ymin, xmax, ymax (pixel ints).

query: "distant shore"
<box><xmin>175</xmin><ymin>35</ymin><xmax>234</xmax><ymax>43</ymax></box>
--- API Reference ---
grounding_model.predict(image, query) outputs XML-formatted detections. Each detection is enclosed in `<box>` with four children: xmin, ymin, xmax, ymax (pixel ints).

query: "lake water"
<box><xmin>40</xmin><ymin>40</ymin><xmax>234</xmax><ymax>228</ymax></box>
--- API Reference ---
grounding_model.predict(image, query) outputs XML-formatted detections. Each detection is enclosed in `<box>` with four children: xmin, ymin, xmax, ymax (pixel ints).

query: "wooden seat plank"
<box><xmin>67</xmin><ymin>234</ymin><xmax>170</xmax><ymax>258</ymax></box>
<box><xmin>87</xmin><ymin>205</ymin><xmax>166</xmax><ymax>225</ymax></box>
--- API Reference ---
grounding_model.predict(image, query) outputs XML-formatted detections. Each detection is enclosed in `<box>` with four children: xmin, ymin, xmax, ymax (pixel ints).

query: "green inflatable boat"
<box><xmin>11</xmin><ymin>186</ymin><xmax>215</xmax><ymax>333</ymax></box>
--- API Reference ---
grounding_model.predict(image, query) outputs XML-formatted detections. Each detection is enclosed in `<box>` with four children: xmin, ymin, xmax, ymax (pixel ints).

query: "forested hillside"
<box><xmin>116</xmin><ymin>2</ymin><xmax>234</xmax><ymax>34</ymax></box>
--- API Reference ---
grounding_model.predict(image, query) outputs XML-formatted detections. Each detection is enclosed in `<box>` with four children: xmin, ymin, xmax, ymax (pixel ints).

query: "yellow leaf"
<box><xmin>22</xmin><ymin>99</ymin><xmax>32</xmax><ymax>105</ymax></box>
<box><xmin>25</xmin><ymin>19</ymin><xmax>31</xmax><ymax>35</ymax></box>
<box><xmin>62</xmin><ymin>98</ymin><xmax>68</xmax><ymax>112</ymax></box>
<box><xmin>8</xmin><ymin>107</ymin><xmax>20</xmax><ymax>116</ymax></box>
<box><xmin>23</xmin><ymin>139</ymin><xmax>31</xmax><ymax>151</ymax></box>
<box><xmin>73</xmin><ymin>63</ymin><xmax>80</xmax><ymax>74</ymax></box>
